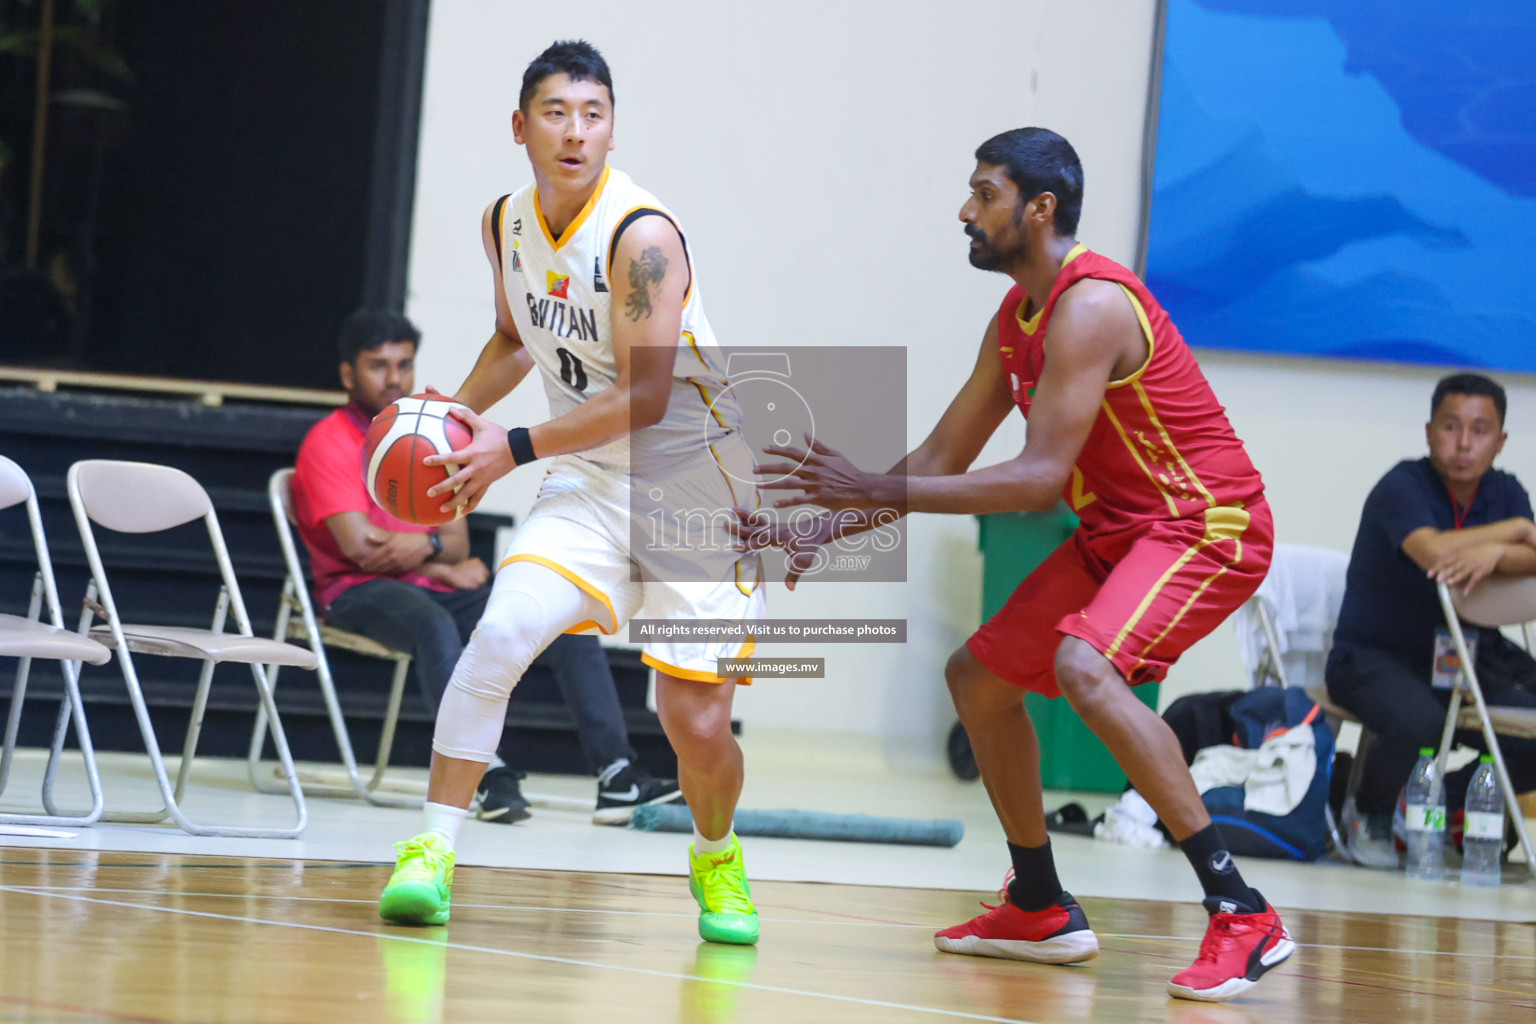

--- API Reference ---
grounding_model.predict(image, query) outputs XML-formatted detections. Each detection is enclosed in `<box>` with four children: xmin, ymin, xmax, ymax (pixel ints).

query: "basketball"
<box><xmin>361</xmin><ymin>393</ymin><xmax>474</xmax><ymax>526</ymax></box>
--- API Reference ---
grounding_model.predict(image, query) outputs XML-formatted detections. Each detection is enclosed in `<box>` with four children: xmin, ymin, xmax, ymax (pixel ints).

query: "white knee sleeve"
<box><xmin>431</xmin><ymin>559</ymin><xmax>604</xmax><ymax>762</ymax></box>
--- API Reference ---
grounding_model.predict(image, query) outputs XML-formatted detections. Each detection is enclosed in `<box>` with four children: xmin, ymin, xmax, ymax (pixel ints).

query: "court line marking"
<box><xmin>14</xmin><ymin>884</ymin><xmax>1536</xmax><ymax>963</ymax></box>
<box><xmin>0</xmin><ymin>885</ymin><xmax>1042</xmax><ymax>1024</ymax></box>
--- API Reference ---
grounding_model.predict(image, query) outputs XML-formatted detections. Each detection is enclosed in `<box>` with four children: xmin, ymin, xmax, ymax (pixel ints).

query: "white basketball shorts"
<box><xmin>498</xmin><ymin>444</ymin><xmax>765</xmax><ymax>683</ymax></box>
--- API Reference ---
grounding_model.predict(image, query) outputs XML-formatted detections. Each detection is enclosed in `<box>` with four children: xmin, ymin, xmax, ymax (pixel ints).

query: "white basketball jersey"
<box><xmin>494</xmin><ymin>166</ymin><xmax>740</xmax><ymax>475</ymax></box>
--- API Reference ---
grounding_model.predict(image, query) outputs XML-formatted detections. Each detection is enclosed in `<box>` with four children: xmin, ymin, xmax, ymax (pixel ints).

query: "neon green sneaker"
<box><xmin>379</xmin><ymin>832</ymin><xmax>456</xmax><ymax>926</ymax></box>
<box><xmin>688</xmin><ymin>836</ymin><xmax>759</xmax><ymax>945</ymax></box>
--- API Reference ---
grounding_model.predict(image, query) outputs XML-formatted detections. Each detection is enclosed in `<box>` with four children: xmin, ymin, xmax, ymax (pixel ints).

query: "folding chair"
<box><xmin>1236</xmin><ymin>545</ymin><xmax>1351</xmax><ymax>856</ymax></box>
<box><xmin>0</xmin><ymin>455</ymin><xmax>112</xmax><ymax>826</ymax></box>
<box><xmin>248</xmin><ymin>468</ymin><xmax>419</xmax><ymax>807</ymax></box>
<box><xmin>1435</xmin><ymin>577</ymin><xmax>1536</xmax><ymax>875</ymax></box>
<box><xmin>67</xmin><ymin>459</ymin><xmax>313</xmax><ymax>838</ymax></box>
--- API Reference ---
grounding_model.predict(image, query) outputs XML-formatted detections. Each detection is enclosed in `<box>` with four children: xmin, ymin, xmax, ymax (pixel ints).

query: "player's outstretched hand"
<box><xmin>756</xmin><ymin>434</ymin><xmax>891</xmax><ymax>512</ymax></box>
<box><xmin>424</xmin><ymin>405</ymin><xmax>514</xmax><ymax>515</ymax></box>
<box><xmin>728</xmin><ymin>507</ymin><xmax>832</xmax><ymax>591</ymax></box>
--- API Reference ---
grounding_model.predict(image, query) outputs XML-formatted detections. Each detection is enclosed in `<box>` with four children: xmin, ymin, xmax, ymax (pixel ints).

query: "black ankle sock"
<box><xmin>1179</xmin><ymin>824</ymin><xmax>1260</xmax><ymax>911</ymax></box>
<box><xmin>1005</xmin><ymin>841</ymin><xmax>1065</xmax><ymax>912</ymax></box>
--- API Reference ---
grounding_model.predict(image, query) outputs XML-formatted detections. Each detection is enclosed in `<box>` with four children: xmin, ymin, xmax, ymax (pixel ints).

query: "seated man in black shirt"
<box><xmin>1327</xmin><ymin>372</ymin><xmax>1536</xmax><ymax>867</ymax></box>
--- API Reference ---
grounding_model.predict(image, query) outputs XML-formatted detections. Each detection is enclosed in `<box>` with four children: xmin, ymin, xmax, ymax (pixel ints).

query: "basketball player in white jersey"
<box><xmin>378</xmin><ymin>40</ymin><xmax>764</xmax><ymax>946</ymax></box>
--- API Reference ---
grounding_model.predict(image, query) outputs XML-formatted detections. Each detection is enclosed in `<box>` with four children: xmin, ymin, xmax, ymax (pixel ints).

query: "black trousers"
<box><xmin>1325</xmin><ymin>637</ymin><xmax>1536</xmax><ymax>814</ymax></box>
<box><xmin>326</xmin><ymin>578</ymin><xmax>636</xmax><ymax>773</ymax></box>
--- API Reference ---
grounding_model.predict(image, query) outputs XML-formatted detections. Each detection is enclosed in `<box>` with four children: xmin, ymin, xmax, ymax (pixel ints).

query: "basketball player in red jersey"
<box><xmin>751</xmin><ymin>128</ymin><xmax>1292</xmax><ymax>1002</ymax></box>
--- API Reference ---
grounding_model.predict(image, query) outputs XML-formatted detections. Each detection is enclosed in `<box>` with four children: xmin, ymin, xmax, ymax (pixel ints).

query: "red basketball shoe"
<box><xmin>934</xmin><ymin>874</ymin><xmax>1098</xmax><ymax>964</ymax></box>
<box><xmin>1166</xmin><ymin>894</ymin><xmax>1294</xmax><ymax>1002</ymax></box>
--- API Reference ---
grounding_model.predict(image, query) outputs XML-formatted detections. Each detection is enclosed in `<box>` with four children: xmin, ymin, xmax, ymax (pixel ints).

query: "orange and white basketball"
<box><xmin>361</xmin><ymin>393</ymin><xmax>473</xmax><ymax>526</ymax></box>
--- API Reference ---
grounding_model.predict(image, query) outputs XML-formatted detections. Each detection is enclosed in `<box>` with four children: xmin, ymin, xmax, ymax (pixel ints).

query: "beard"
<box><xmin>965</xmin><ymin>223</ymin><xmax>1026</xmax><ymax>271</ymax></box>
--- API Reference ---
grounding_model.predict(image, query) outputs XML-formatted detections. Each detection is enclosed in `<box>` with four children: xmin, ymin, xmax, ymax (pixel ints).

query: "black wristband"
<box><xmin>507</xmin><ymin>426</ymin><xmax>538</xmax><ymax>467</ymax></box>
<box><xmin>427</xmin><ymin>532</ymin><xmax>443</xmax><ymax>559</ymax></box>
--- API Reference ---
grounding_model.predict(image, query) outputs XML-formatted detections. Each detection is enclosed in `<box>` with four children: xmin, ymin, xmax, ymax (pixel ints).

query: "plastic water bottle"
<box><xmin>1461</xmin><ymin>755</ymin><xmax>1504</xmax><ymax>888</ymax></box>
<box><xmin>1404</xmin><ymin>747</ymin><xmax>1446</xmax><ymax>881</ymax></box>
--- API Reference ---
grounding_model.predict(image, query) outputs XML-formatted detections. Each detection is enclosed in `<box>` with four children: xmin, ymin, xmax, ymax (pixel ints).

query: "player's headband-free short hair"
<box><xmin>520</xmin><ymin>39</ymin><xmax>614</xmax><ymax>112</ymax></box>
<box><xmin>974</xmin><ymin>127</ymin><xmax>1084</xmax><ymax>237</ymax></box>
<box><xmin>338</xmin><ymin>309</ymin><xmax>421</xmax><ymax>365</ymax></box>
<box><xmin>1432</xmin><ymin>372</ymin><xmax>1507</xmax><ymax>425</ymax></box>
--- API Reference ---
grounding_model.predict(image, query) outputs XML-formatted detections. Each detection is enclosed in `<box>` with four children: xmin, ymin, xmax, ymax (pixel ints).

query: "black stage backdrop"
<box><xmin>86</xmin><ymin>0</ymin><xmax>427</xmax><ymax>388</ymax></box>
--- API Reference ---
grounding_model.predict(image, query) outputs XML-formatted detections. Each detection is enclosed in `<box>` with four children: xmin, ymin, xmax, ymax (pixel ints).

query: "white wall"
<box><xmin>1162</xmin><ymin>357</ymin><xmax>1536</xmax><ymax>707</ymax></box>
<box><xmin>407</xmin><ymin>1</ymin><xmax>1536</xmax><ymax>761</ymax></box>
<box><xmin>407</xmin><ymin>1</ymin><xmax>1158</xmax><ymax>761</ymax></box>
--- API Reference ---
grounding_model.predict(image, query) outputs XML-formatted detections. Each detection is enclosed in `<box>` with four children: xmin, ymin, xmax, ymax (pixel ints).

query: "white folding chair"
<box><xmin>1236</xmin><ymin>545</ymin><xmax>1351</xmax><ymax>856</ymax></box>
<box><xmin>67</xmin><ymin>459</ymin><xmax>313</xmax><ymax>838</ymax></box>
<box><xmin>0</xmin><ymin>455</ymin><xmax>112</xmax><ymax>826</ymax></box>
<box><xmin>1236</xmin><ymin>544</ymin><xmax>1349</xmax><ymax>691</ymax></box>
<box><xmin>1435</xmin><ymin>578</ymin><xmax>1536</xmax><ymax>875</ymax></box>
<box><xmin>248</xmin><ymin>468</ymin><xmax>418</xmax><ymax>806</ymax></box>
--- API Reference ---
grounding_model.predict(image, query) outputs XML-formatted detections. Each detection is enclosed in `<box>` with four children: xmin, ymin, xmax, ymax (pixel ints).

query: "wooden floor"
<box><xmin>0</xmin><ymin>850</ymin><xmax>1532</xmax><ymax>1024</ymax></box>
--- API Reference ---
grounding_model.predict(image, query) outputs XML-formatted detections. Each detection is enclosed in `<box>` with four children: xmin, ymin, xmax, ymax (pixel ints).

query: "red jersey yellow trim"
<box><xmin>1107</xmin><ymin>284</ymin><xmax>1155</xmax><ymax>389</ymax></box>
<box><xmin>1100</xmin><ymin>400</ymin><xmax>1181</xmax><ymax>517</ymax></box>
<box><xmin>1070</xmin><ymin>466</ymin><xmax>1097</xmax><ymax>511</ymax></box>
<box><xmin>1130</xmin><ymin>508</ymin><xmax>1249</xmax><ymax>669</ymax></box>
<box><xmin>1016</xmin><ymin>243</ymin><xmax>1089</xmax><ymax>336</ymax></box>
<box><xmin>1131</xmin><ymin>380</ymin><xmax>1218</xmax><ymax>508</ymax></box>
<box><xmin>1105</xmin><ymin>506</ymin><xmax>1251</xmax><ymax>661</ymax></box>
<box><xmin>534</xmin><ymin>166</ymin><xmax>611</xmax><ymax>251</ymax></box>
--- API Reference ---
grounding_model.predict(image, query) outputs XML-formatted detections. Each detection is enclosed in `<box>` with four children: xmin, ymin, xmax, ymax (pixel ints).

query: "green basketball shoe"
<box><xmin>688</xmin><ymin>835</ymin><xmax>760</xmax><ymax>945</ymax></box>
<box><xmin>379</xmin><ymin>832</ymin><xmax>456</xmax><ymax>926</ymax></box>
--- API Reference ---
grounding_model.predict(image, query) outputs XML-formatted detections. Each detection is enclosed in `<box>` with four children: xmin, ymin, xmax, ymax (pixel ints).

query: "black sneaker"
<box><xmin>594</xmin><ymin>761</ymin><xmax>683</xmax><ymax>825</ymax></box>
<box><xmin>476</xmin><ymin>766</ymin><xmax>531</xmax><ymax>824</ymax></box>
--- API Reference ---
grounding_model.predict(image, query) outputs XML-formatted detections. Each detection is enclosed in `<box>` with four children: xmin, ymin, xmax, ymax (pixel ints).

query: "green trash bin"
<box><xmin>975</xmin><ymin>509</ymin><xmax>1159</xmax><ymax>793</ymax></box>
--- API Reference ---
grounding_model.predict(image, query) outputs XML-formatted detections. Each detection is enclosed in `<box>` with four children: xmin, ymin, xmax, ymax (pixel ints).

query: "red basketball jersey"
<box><xmin>996</xmin><ymin>245</ymin><xmax>1264</xmax><ymax>536</ymax></box>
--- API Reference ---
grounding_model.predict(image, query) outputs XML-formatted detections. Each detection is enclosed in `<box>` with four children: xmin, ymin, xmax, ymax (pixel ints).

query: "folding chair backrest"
<box><xmin>1451</xmin><ymin>576</ymin><xmax>1536</xmax><ymax>629</ymax></box>
<box><xmin>272</xmin><ymin>468</ymin><xmax>299</xmax><ymax>526</ymax></box>
<box><xmin>268</xmin><ymin>468</ymin><xmax>313</xmax><ymax>597</ymax></box>
<box><xmin>1243</xmin><ymin>543</ymin><xmax>1350</xmax><ymax>690</ymax></box>
<box><xmin>0</xmin><ymin>455</ymin><xmax>34</xmax><ymax>512</ymax></box>
<box><xmin>69</xmin><ymin>460</ymin><xmax>212</xmax><ymax>533</ymax></box>
<box><xmin>68</xmin><ymin>459</ymin><xmax>257</xmax><ymax>638</ymax></box>
<box><xmin>0</xmin><ymin>455</ymin><xmax>66</xmax><ymax>627</ymax></box>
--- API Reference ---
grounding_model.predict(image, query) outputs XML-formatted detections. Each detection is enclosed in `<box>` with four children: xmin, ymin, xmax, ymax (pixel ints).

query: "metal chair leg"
<box><xmin>1</xmin><ymin>575</ymin><xmax>105</xmax><ymax>828</ymax></box>
<box><xmin>0</xmin><ymin>576</ymin><xmax>44</xmax><ymax>798</ymax></box>
<box><xmin>1438</xmin><ymin>585</ymin><xmax>1535</xmax><ymax>879</ymax></box>
<box><xmin>367</xmin><ymin>656</ymin><xmax>412</xmax><ymax>794</ymax></box>
<box><xmin>173</xmin><ymin>590</ymin><xmax>229</xmax><ymax>803</ymax></box>
<box><xmin>250</xmin><ymin>583</ymin><xmax>418</xmax><ymax>808</ymax></box>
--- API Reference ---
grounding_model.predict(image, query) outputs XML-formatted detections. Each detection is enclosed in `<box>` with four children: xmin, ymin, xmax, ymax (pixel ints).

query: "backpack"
<box><xmin>1198</xmin><ymin>687</ymin><xmax>1334</xmax><ymax>861</ymax></box>
<box><xmin>1161</xmin><ymin>690</ymin><xmax>1245</xmax><ymax>765</ymax></box>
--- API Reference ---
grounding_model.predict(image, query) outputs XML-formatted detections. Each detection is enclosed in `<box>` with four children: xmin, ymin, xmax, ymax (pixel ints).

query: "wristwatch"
<box><xmin>427</xmin><ymin>532</ymin><xmax>443</xmax><ymax>560</ymax></box>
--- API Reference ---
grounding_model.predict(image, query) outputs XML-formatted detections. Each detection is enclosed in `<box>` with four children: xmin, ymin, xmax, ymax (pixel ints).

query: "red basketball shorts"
<box><xmin>967</xmin><ymin>502</ymin><xmax>1273</xmax><ymax>696</ymax></box>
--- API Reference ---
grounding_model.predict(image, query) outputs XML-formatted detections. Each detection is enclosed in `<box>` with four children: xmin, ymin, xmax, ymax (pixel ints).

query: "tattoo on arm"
<box><xmin>623</xmin><ymin>246</ymin><xmax>669</xmax><ymax>322</ymax></box>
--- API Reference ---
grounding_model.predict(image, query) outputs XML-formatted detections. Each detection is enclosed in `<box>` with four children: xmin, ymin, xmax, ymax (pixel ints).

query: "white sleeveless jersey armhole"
<box><xmin>497</xmin><ymin>167</ymin><xmax>739</xmax><ymax>474</ymax></box>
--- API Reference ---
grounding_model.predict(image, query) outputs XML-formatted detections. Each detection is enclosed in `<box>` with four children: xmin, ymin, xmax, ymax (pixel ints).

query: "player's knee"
<box><xmin>1053</xmin><ymin>640</ymin><xmax>1114</xmax><ymax>714</ymax></box>
<box><xmin>658</xmin><ymin>685</ymin><xmax>732</xmax><ymax>756</ymax></box>
<box><xmin>946</xmin><ymin>647</ymin><xmax>976</xmax><ymax>697</ymax></box>
<box><xmin>946</xmin><ymin>647</ymin><xmax>1004</xmax><ymax>719</ymax></box>
<box><xmin>448</xmin><ymin>596</ymin><xmax>549</xmax><ymax>701</ymax></box>
<box><xmin>660</xmin><ymin>704</ymin><xmax>725</xmax><ymax>758</ymax></box>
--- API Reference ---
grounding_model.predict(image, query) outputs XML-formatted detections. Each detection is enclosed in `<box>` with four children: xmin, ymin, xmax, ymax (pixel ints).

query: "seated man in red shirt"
<box><xmin>291</xmin><ymin>309</ymin><xmax>681</xmax><ymax>824</ymax></box>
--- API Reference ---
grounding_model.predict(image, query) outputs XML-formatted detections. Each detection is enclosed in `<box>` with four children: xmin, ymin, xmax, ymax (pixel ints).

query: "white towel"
<box><xmin>1188</xmin><ymin>729</ymin><xmax>1317</xmax><ymax>818</ymax></box>
<box><xmin>1233</xmin><ymin>544</ymin><xmax>1349</xmax><ymax>690</ymax></box>
<box><xmin>1093</xmin><ymin>789</ymin><xmax>1169</xmax><ymax>848</ymax></box>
